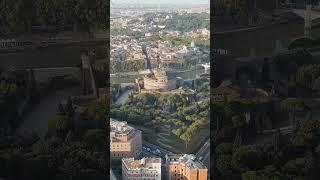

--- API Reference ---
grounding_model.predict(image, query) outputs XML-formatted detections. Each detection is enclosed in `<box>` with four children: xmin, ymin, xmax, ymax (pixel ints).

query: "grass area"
<box><xmin>187</xmin><ymin>126</ymin><xmax>210</xmax><ymax>153</ymax></box>
<box><xmin>158</xmin><ymin>131</ymin><xmax>186</xmax><ymax>153</ymax></box>
<box><xmin>133</xmin><ymin>124</ymin><xmax>210</xmax><ymax>154</ymax></box>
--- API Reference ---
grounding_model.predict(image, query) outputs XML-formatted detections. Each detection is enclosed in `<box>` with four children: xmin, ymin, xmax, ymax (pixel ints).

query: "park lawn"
<box><xmin>158</xmin><ymin>131</ymin><xmax>187</xmax><ymax>153</ymax></box>
<box><xmin>188</xmin><ymin>126</ymin><xmax>210</xmax><ymax>153</ymax></box>
<box><xmin>132</xmin><ymin>124</ymin><xmax>186</xmax><ymax>153</ymax></box>
<box><xmin>158</xmin><ymin>126</ymin><xmax>210</xmax><ymax>153</ymax></box>
<box><xmin>132</xmin><ymin>124</ymin><xmax>210</xmax><ymax>154</ymax></box>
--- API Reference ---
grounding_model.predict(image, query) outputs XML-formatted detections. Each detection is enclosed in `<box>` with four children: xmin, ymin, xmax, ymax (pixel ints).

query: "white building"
<box><xmin>122</xmin><ymin>157</ymin><xmax>162</xmax><ymax>180</ymax></box>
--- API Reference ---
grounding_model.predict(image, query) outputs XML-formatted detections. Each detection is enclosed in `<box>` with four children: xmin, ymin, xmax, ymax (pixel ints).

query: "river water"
<box><xmin>111</xmin><ymin>69</ymin><xmax>208</xmax><ymax>84</ymax></box>
<box><xmin>17</xmin><ymin>86</ymin><xmax>81</xmax><ymax>137</ymax></box>
<box><xmin>214</xmin><ymin>22</ymin><xmax>320</xmax><ymax>57</ymax></box>
<box><xmin>0</xmin><ymin>45</ymin><xmax>80</xmax><ymax>69</ymax></box>
<box><xmin>4</xmin><ymin>21</ymin><xmax>320</xmax><ymax>136</ymax></box>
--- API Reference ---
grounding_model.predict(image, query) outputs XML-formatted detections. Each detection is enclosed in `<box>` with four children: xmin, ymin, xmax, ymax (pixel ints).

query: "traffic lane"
<box><xmin>143</xmin><ymin>141</ymin><xmax>173</xmax><ymax>155</ymax></box>
<box><xmin>196</xmin><ymin>139</ymin><xmax>210</xmax><ymax>157</ymax></box>
<box><xmin>142</xmin><ymin>146</ymin><xmax>166</xmax><ymax>158</ymax></box>
<box><xmin>196</xmin><ymin>143</ymin><xmax>210</xmax><ymax>159</ymax></box>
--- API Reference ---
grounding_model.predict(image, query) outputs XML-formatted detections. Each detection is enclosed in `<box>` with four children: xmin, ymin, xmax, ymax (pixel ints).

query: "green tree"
<box><xmin>272</xmin><ymin>129</ymin><xmax>283</xmax><ymax>152</ymax></box>
<box><xmin>212</xmin><ymin>103</ymin><xmax>226</xmax><ymax>133</ymax></box>
<box><xmin>47</xmin><ymin>115</ymin><xmax>68</xmax><ymax>131</ymax></box>
<box><xmin>312</xmin><ymin>76</ymin><xmax>320</xmax><ymax>94</ymax></box>
<box><xmin>172</xmin><ymin>128</ymin><xmax>183</xmax><ymax>137</ymax></box>
<box><xmin>232</xmin><ymin>145</ymin><xmax>269</xmax><ymax>172</ymax></box>
<box><xmin>291</xmin><ymin>119</ymin><xmax>320</xmax><ymax>152</ymax></box>
<box><xmin>83</xmin><ymin>129</ymin><xmax>105</xmax><ymax>151</ymax></box>
<box><xmin>0</xmin><ymin>0</ymin><xmax>24</xmax><ymax>33</ymax></box>
<box><xmin>280</xmin><ymin>98</ymin><xmax>305</xmax><ymax>129</ymax></box>
<box><xmin>282</xmin><ymin>157</ymin><xmax>316</xmax><ymax>178</ymax></box>
<box><xmin>180</xmin><ymin>131</ymin><xmax>192</xmax><ymax>149</ymax></box>
<box><xmin>216</xmin><ymin>143</ymin><xmax>233</xmax><ymax>156</ymax></box>
<box><xmin>216</xmin><ymin>155</ymin><xmax>233</xmax><ymax>176</ymax></box>
<box><xmin>233</xmin><ymin>130</ymin><xmax>243</xmax><ymax>151</ymax></box>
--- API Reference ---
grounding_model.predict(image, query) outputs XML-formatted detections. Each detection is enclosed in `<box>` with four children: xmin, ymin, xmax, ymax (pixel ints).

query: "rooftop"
<box><xmin>110</xmin><ymin>119</ymin><xmax>135</xmax><ymax>135</ymax></box>
<box><xmin>166</xmin><ymin>154</ymin><xmax>207</xmax><ymax>170</ymax></box>
<box><xmin>123</xmin><ymin>157</ymin><xmax>162</xmax><ymax>170</ymax></box>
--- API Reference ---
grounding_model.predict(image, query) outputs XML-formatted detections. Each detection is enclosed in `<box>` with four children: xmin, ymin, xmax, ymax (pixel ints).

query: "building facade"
<box><xmin>142</xmin><ymin>69</ymin><xmax>177</xmax><ymax>92</ymax></box>
<box><xmin>122</xmin><ymin>157</ymin><xmax>162</xmax><ymax>180</ymax></box>
<box><xmin>166</xmin><ymin>154</ymin><xmax>208</xmax><ymax>180</ymax></box>
<box><xmin>110</xmin><ymin>119</ymin><xmax>142</xmax><ymax>160</ymax></box>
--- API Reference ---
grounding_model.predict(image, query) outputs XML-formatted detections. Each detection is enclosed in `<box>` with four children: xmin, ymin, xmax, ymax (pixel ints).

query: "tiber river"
<box><xmin>214</xmin><ymin>22</ymin><xmax>320</xmax><ymax>57</ymax></box>
<box><xmin>2</xmin><ymin>20</ymin><xmax>320</xmax><ymax>136</ymax></box>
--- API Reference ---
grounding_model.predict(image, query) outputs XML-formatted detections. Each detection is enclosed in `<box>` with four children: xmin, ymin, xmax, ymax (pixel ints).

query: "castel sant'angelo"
<box><xmin>140</xmin><ymin>67</ymin><xmax>177</xmax><ymax>92</ymax></box>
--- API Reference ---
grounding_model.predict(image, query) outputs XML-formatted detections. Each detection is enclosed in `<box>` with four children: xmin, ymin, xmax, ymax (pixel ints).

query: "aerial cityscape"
<box><xmin>1</xmin><ymin>0</ymin><xmax>320</xmax><ymax>179</ymax></box>
<box><xmin>110</xmin><ymin>1</ymin><xmax>210</xmax><ymax>179</ymax></box>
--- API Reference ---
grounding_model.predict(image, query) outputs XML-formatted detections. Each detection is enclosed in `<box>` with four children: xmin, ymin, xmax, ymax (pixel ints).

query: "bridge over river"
<box><xmin>9</xmin><ymin>67</ymin><xmax>81</xmax><ymax>83</ymax></box>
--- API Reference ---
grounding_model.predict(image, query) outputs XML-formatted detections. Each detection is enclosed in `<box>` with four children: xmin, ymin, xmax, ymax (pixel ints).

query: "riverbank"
<box><xmin>215</xmin><ymin>17</ymin><xmax>292</xmax><ymax>37</ymax></box>
<box><xmin>17</xmin><ymin>84</ymin><xmax>81</xmax><ymax>137</ymax></box>
<box><xmin>111</xmin><ymin>65</ymin><xmax>205</xmax><ymax>77</ymax></box>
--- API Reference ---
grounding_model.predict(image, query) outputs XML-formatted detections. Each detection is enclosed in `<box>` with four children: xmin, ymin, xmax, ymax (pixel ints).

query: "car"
<box><xmin>147</xmin><ymin>148</ymin><xmax>151</xmax><ymax>152</ymax></box>
<box><xmin>143</xmin><ymin>147</ymin><xmax>146</xmax><ymax>150</ymax></box>
<box><xmin>156</xmin><ymin>149</ymin><xmax>161</xmax><ymax>154</ymax></box>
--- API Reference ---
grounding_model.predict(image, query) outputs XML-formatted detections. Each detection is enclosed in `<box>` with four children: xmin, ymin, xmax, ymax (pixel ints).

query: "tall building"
<box><xmin>165</xmin><ymin>154</ymin><xmax>208</xmax><ymax>180</ymax></box>
<box><xmin>110</xmin><ymin>119</ymin><xmax>142</xmax><ymax>160</ymax></box>
<box><xmin>122</xmin><ymin>157</ymin><xmax>162</xmax><ymax>180</ymax></box>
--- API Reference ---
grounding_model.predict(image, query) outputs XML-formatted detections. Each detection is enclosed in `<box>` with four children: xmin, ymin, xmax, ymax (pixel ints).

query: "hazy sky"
<box><xmin>115</xmin><ymin>0</ymin><xmax>208</xmax><ymax>4</ymax></box>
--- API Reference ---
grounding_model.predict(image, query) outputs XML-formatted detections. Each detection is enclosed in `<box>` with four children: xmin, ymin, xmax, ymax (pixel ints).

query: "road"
<box><xmin>195</xmin><ymin>139</ymin><xmax>210</xmax><ymax>174</ymax></box>
<box><xmin>142</xmin><ymin>141</ymin><xmax>173</xmax><ymax>159</ymax></box>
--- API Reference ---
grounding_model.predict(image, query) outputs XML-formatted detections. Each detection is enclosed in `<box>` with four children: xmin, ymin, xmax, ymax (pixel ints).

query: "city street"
<box><xmin>142</xmin><ymin>141</ymin><xmax>174</xmax><ymax>159</ymax></box>
<box><xmin>195</xmin><ymin>139</ymin><xmax>210</xmax><ymax>175</ymax></box>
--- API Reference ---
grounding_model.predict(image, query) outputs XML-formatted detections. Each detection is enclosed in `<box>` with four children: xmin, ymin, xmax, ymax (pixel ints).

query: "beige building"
<box><xmin>165</xmin><ymin>154</ymin><xmax>208</xmax><ymax>180</ymax></box>
<box><xmin>141</xmin><ymin>69</ymin><xmax>177</xmax><ymax>92</ymax></box>
<box><xmin>110</xmin><ymin>119</ymin><xmax>142</xmax><ymax>160</ymax></box>
<box><xmin>122</xmin><ymin>157</ymin><xmax>162</xmax><ymax>180</ymax></box>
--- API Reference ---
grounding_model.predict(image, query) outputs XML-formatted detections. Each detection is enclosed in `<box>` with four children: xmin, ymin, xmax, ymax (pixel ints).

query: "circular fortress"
<box><xmin>141</xmin><ymin>68</ymin><xmax>177</xmax><ymax>92</ymax></box>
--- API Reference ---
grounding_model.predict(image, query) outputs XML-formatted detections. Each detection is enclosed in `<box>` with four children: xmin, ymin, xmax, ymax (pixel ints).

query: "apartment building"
<box><xmin>110</xmin><ymin>119</ymin><xmax>142</xmax><ymax>160</ymax></box>
<box><xmin>122</xmin><ymin>157</ymin><xmax>162</xmax><ymax>180</ymax></box>
<box><xmin>165</xmin><ymin>154</ymin><xmax>207</xmax><ymax>180</ymax></box>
